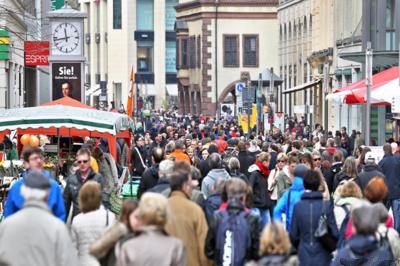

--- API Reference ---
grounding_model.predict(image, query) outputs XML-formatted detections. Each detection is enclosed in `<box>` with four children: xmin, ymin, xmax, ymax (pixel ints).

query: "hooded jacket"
<box><xmin>273</xmin><ymin>176</ymin><xmax>304</xmax><ymax>232</ymax></box>
<box><xmin>332</xmin><ymin>235</ymin><xmax>393</xmax><ymax>266</ymax></box>
<box><xmin>248</xmin><ymin>164</ymin><xmax>272</xmax><ymax>209</ymax></box>
<box><xmin>201</xmin><ymin>168</ymin><xmax>231</xmax><ymax>198</ymax></box>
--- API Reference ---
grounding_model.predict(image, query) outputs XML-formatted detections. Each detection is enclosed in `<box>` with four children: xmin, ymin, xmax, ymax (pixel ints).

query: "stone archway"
<box><xmin>218</xmin><ymin>80</ymin><xmax>241</xmax><ymax>104</ymax></box>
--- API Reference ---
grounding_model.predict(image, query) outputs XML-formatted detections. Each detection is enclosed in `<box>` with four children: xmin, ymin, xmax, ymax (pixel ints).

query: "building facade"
<box><xmin>0</xmin><ymin>0</ymin><xmax>31</xmax><ymax>109</ymax></box>
<box><xmin>278</xmin><ymin>0</ymin><xmax>335</xmax><ymax>129</ymax></box>
<box><xmin>175</xmin><ymin>0</ymin><xmax>279</xmax><ymax>116</ymax></box>
<box><xmin>80</xmin><ymin>0</ymin><xmax>178</xmax><ymax>111</ymax></box>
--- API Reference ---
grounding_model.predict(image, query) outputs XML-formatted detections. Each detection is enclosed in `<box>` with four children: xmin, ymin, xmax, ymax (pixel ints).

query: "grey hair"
<box><xmin>159</xmin><ymin>159</ymin><xmax>175</xmax><ymax>176</ymax></box>
<box><xmin>228</xmin><ymin>157</ymin><xmax>240</xmax><ymax>170</ymax></box>
<box><xmin>20</xmin><ymin>185</ymin><xmax>48</xmax><ymax>201</ymax></box>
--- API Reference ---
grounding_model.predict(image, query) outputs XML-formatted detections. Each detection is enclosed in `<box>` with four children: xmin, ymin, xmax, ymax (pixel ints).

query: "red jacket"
<box><xmin>214</xmin><ymin>137</ymin><xmax>228</xmax><ymax>154</ymax></box>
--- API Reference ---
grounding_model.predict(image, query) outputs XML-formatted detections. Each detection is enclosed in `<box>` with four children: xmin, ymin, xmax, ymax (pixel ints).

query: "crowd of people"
<box><xmin>0</xmin><ymin>113</ymin><xmax>400</xmax><ymax>266</ymax></box>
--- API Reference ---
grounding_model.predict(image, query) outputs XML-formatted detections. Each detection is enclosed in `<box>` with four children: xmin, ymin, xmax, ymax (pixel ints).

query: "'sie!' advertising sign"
<box><xmin>52</xmin><ymin>62</ymin><xmax>82</xmax><ymax>101</ymax></box>
<box><xmin>24</xmin><ymin>41</ymin><xmax>50</xmax><ymax>66</ymax></box>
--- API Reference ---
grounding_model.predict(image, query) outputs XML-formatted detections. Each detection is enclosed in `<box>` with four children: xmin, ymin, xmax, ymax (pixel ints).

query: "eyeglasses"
<box><xmin>29</xmin><ymin>156</ymin><xmax>43</xmax><ymax>162</ymax></box>
<box><xmin>77</xmin><ymin>160</ymin><xmax>89</xmax><ymax>164</ymax></box>
<box><xmin>314</xmin><ymin>158</ymin><xmax>321</xmax><ymax>161</ymax></box>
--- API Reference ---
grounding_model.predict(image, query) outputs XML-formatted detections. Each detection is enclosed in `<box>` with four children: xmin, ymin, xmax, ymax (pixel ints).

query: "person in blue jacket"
<box><xmin>4</xmin><ymin>147</ymin><xmax>66</xmax><ymax>221</ymax></box>
<box><xmin>273</xmin><ymin>164</ymin><xmax>308</xmax><ymax>232</ymax></box>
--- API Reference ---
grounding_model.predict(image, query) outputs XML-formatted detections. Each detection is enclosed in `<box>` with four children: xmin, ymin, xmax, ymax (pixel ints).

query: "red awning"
<box><xmin>41</xmin><ymin>96</ymin><xmax>95</xmax><ymax>109</ymax></box>
<box><xmin>332</xmin><ymin>67</ymin><xmax>400</xmax><ymax>104</ymax></box>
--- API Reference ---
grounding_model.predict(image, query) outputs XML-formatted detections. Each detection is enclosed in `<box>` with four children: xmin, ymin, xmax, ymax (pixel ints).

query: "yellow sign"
<box><xmin>239</xmin><ymin>104</ymin><xmax>257</xmax><ymax>133</ymax></box>
<box><xmin>0</xmin><ymin>37</ymin><xmax>10</xmax><ymax>45</ymax></box>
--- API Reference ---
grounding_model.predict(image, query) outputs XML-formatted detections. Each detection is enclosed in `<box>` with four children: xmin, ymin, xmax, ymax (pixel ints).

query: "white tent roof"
<box><xmin>0</xmin><ymin>105</ymin><xmax>133</xmax><ymax>135</ymax></box>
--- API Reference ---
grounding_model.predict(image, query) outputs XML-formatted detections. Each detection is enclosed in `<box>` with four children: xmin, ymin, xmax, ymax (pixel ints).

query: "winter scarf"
<box><xmin>256</xmin><ymin>161</ymin><xmax>270</xmax><ymax>177</ymax></box>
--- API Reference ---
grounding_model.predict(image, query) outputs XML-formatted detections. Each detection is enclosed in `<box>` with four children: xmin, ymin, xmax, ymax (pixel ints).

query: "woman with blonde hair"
<box><xmin>268</xmin><ymin>153</ymin><xmax>288</xmax><ymax>205</ymax></box>
<box><xmin>71</xmin><ymin>181</ymin><xmax>115</xmax><ymax>266</ymax></box>
<box><xmin>333</xmin><ymin>156</ymin><xmax>358</xmax><ymax>193</ymax></box>
<box><xmin>116</xmin><ymin>193</ymin><xmax>186</xmax><ymax>266</ymax></box>
<box><xmin>333</xmin><ymin>181</ymin><xmax>364</xmax><ymax>239</ymax></box>
<box><xmin>258</xmin><ymin>222</ymin><xmax>297</xmax><ymax>266</ymax></box>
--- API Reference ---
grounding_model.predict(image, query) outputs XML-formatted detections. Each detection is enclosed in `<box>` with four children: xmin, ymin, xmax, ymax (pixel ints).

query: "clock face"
<box><xmin>52</xmin><ymin>22</ymin><xmax>80</xmax><ymax>54</ymax></box>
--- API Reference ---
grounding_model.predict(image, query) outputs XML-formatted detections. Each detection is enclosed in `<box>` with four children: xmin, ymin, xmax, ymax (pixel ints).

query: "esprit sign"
<box><xmin>24</xmin><ymin>41</ymin><xmax>49</xmax><ymax>66</ymax></box>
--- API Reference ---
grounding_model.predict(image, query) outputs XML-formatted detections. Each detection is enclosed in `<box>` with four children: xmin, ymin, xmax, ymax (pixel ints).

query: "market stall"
<box><xmin>0</xmin><ymin>96</ymin><xmax>133</xmax><ymax>162</ymax></box>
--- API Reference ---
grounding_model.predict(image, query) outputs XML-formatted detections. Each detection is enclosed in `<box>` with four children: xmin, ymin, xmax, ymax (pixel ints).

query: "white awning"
<box><xmin>166</xmin><ymin>84</ymin><xmax>178</xmax><ymax>96</ymax></box>
<box><xmin>138</xmin><ymin>84</ymin><xmax>156</xmax><ymax>96</ymax></box>
<box><xmin>282</xmin><ymin>79</ymin><xmax>321</xmax><ymax>94</ymax></box>
<box><xmin>86</xmin><ymin>84</ymin><xmax>100</xmax><ymax>95</ymax></box>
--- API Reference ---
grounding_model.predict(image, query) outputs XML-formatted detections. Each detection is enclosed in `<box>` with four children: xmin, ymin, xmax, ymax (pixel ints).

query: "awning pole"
<box><xmin>365</xmin><ymin>42</ymin><xmax>373</xmax><ymax>146</ymax></box>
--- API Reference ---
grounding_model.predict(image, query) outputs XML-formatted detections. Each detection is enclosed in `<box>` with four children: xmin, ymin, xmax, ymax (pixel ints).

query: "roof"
<box><xmin>41</xmin><ymin>96</ymin><xmax>95</xmax><ymax>109</ymax></box>
<box><xmin>0</xmin><ymin>105</ymin><xmax>133</xmax><ymax>135</ymax></box>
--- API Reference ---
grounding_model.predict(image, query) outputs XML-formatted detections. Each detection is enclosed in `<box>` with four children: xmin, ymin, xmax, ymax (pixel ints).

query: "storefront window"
<box><xmin>137</xmin><ymin>42</ymin><xmax>153</xmax><ymax>72</ymax></box>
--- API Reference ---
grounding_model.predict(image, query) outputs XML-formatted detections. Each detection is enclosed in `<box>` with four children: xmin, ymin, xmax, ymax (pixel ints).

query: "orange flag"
<box><xmin>127</xmin><ymin>67</ymin><xmax>134</xmax><ymax>117</ymax></box>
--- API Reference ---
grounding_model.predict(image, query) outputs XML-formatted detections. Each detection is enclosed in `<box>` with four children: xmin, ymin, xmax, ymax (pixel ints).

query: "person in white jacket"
<box><xmin>71</xmin><ymin>181</ymin><xmax>115</xmax><ymax>266</ymax></box>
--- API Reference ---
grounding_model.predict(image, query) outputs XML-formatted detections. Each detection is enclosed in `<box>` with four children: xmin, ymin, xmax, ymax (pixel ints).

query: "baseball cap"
<box><xmin>365</xmin><ymin>151</ymin><xmax>377</xmax><ymax>163</ymax></box>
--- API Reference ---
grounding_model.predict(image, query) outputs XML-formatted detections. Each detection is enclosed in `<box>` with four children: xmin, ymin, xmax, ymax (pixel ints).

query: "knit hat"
<box><xmin>294</xmin><ymin>164</ymin><xmax>309</xmax><ymax>179</ymax></box>
<box><xmin>25</xmin><ymin>170</ymin><xmax>51</xmax><ymax>190</ymax></box>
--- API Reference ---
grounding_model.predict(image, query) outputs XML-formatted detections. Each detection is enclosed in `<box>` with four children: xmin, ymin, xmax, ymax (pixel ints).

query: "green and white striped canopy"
<box><xmin>0</xmin><ymin>105</ymin><xmax>133</xmax><ymax>135</ymax></box>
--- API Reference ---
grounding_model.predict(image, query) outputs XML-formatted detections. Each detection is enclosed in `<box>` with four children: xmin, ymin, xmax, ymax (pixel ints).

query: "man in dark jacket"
<box><xmin>148</xmin><ymin>159</ymin><xmax>175</xmax><ymax>195</ymax></box>
<box><xmin>290</xmin><ymin>169</ymin><xmax>338</xmax><ymax>266</ymax></box>
<box><xmin>379</xmin><ymin>143</ymin><xmax>400</xmax><ymax>232</ymax></box>
<box><xmin>130</xmin><ymin>135</ymin><xmax>147</xmax><ymax>176</ymax></box>
<box><xmin>355</xmin><ymin>151</ymin><xmax>385</xmax><ymax>193</ymax></box>
<box><xmin>63</xmin><ymin>148</ymin><xmax>106</xmax><ymax>221</ymax></box>
<box><xmin>138</xmin><ymin>147</ymin><xmax>164</xmax><ymax>198</ymax></box>
<box><xmin>332</xmin><ymin>205</ymin><xmax>394</xmax><ymax>266</ymax></box>
<box><xmin>205</xmin><ymin>178</ymin><xmax>260</xmax><ymax>265</ymax></box>
<box><xmin>325</xmin><ymin>150</ymin><xmax>343</xmax><ymax>193</ymax></box>
<box><xmin>237</xmin><ymin>141</ymin><xmax>255</xmax><ymax>177</ymax></box>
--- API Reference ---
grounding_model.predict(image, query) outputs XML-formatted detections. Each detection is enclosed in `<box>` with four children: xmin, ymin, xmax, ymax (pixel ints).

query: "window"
<box><xmin>223</xmin><ymin>35</ymin><xmax>239</xmax><ymax>67</ymax></box>
<box><xmin>137</xmin><ymin>42</ymin><xmax>153</xmax><ymax>72</ymax></box>
<box><xmin>165</xmin><ymin>0</ymin><xmax>176</xmax><ymax>31</ymax></box>
<box><xmin>197</xmin><ymin>35</ymin><xmax>201</xmax><ymax>68</ymax></box>
<box><xmin>181</xmin><ymin>38</ymin><xmax>188</xmax><ymax>68</ymax></box>
<box><xmin>136</xmin><ymin>0</ymin><xmax>153</xmax><ymax>30</ymax></box>
<box><xmin>243</xmin><ymin>35</ymin><xmax>258</xmax><ymax>67</ymax></box>
<box><xmin>189</xmin><ymin>36</ymin><xmax>196</xmax><ymax>68</ymax></box>
<box><xmin>113</xmin><ymin>0</ymin><xmax>122</xmax><ymax>29</ymax></box>
<box><xmin>165</xmin><ymin>41</ymin><xmax>176</xmax><ymax>73</ymax></box>
<box><xmin>386</xmin><ymin>0</ymin><xmax>395</xmax><ymax>50</ymax></box>
<box><xmin>293</xmin><ymin>64</ymin><xmax>297</xmax><ymax>87</ymax></box>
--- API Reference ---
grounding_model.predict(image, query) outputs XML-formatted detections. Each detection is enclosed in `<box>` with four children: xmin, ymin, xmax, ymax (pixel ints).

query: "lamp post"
<box><xmin>365</xmin><ymin>42</ymin><xmax>373</xmax><ymax>146</ymax></box>
<box><xmin>214</xmin><ymin>0</ymin><xmax>219</xmax><ymax>119</ymax></box>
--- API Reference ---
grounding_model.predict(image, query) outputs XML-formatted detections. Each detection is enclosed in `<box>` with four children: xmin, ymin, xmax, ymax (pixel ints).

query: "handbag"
<box><xmin>121</xmin><ymin>174</ymin><xmax>140</xmax><ymax>200</ymax></box>
<box><xmin>314</xmin><ymin>201</ymin><xmax>337</xmax><ymax>252</ymax></box>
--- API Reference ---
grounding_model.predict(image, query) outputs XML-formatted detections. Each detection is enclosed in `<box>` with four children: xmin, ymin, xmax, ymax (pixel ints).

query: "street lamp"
<box><xmin>365</xmin><ymin>42</ymin><xmax>373</xmax><ymax>146</ymax></box>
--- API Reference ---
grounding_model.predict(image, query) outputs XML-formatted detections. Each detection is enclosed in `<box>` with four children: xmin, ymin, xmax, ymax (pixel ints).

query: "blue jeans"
<box><xmin>252</xmin><ymin>208</ymin><xmax>270</xmax><ymax>228</ymax></box>
<box><xmin>388</xmin><ymin>199</ymin><xmax>400</xmax><ymax>233</ymax></box>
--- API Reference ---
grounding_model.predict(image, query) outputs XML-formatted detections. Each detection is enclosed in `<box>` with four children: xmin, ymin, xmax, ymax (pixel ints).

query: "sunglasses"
<box><xmin>278</xmin><ymin>160</ymin><xmax>287</xmax><ymax>163</ymax></box>
<box><xmin>77</xmin><ymin>160</ymin><xmax>89</xmax><ymax>164</ymax></box>
<box><xmin>314</xmin><ymin>158</ymin><xmax>321</xmax><ymax>161</ymax></box>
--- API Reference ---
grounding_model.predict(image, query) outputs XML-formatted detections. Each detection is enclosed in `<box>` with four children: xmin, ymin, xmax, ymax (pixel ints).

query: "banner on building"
<box><xmin>24</xmin><ymin>41</ymin><xmax>49</xmax><ymax>66</ymax></box>
<box><xmin>52</xmin><ymin>62</ymin><xmax>82</xmax><ymax>101</ymax></box>
<box><xmin>274</xmin><ymin>112</ymin><xmax>285</xmax><ymax>132</ymax></box>
<box><xmin>264</xmin><ymin>113</ymin><xmax>271</xmax><ymax>132</ymax></box>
